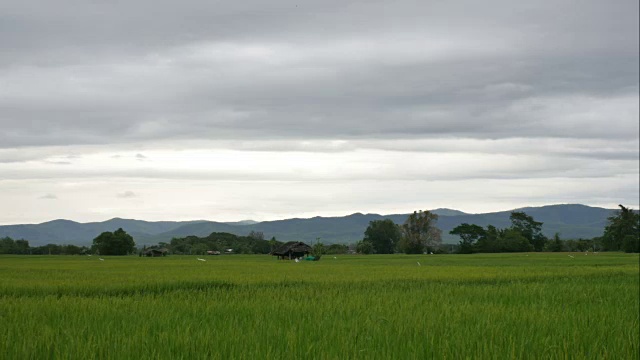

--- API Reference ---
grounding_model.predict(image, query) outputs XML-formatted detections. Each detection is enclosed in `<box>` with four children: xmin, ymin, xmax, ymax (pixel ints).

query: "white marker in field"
<box><xmin>197</xmin><ymin>258</ymin><xmax>206</xmax><ymax>262</ymax></box>
<box><xmin>568</xmin><ymin>255</ymin><xmax>574</xmax><ymax>258</ymax></box>
<box><xmin>417</xmin><ymin>262</ymin><xmax>421</xmax><ymax>266</ymax></box>
<box><xmin>99</xmin><ymin>258</ymin><xmax>104</xmax><ymax>261</ymax></box>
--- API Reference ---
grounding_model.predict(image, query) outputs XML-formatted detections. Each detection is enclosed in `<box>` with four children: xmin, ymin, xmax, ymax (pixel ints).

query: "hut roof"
<box><xmin>271</xmin><ymin>241</ymin><xmax>312</xmax><ymax>256</ymax></box>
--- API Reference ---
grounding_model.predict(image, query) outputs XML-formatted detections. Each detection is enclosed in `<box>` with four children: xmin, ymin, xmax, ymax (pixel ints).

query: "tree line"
<box><xmin>0</xmin><ymin>237</ymin><xmax>92</xmax><ymax>255</ymax></box>
<box><xmin>357</xmin><ymin>205</ymin><xmax>639</xmax><ymax>254</ymax></box>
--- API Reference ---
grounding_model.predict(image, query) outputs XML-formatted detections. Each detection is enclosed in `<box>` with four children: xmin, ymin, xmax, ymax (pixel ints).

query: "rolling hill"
<box><xmin>0</xmin><ymin>204</ymin><xmax>623</xmax><ymax>246</ymax></box>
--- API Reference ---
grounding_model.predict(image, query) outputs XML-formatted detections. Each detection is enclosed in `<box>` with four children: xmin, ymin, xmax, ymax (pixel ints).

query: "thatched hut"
<box><xmin>271</xmin><ymin>241</ymin><xmax>312</xmax><ymax>260</ymax></box>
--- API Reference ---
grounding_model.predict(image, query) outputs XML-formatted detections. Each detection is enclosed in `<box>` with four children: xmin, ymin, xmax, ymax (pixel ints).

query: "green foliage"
<box><xmin>622</xmin><ymin>235</ymin><xmax>639</xmax><ymax>253</ymax></box>
<box><xmin>472</xmin><ymin>225</ymin><xmax>534</xmax><ymax>253</ymax></box>
<box><xmin>602</xmin><ymin>205</ymin><xmax>640</xmax><ymax>252</ymax></box>
<box><xmin>356</xmin><ymin>240</ymin><xmax>374</xmax><ymax>254</ymax></box>
<box><xmin>325</xmin><ymin>243</ymin><xmax>349</xmax><ymax>254</ymax></box>
<box><xmin>499</xmin><ymin>229</ymin><xmax>534</xmax><ymax>252</ymax></box>
<box><xmin>561</xmin><ymin>238</ymin><xmax>596</xmax><ymax>252</ymax></box>
<box><xmin>169</xmin><ymin>232</ymin><xmax>277</xmax><ymax>255</ymax></box>
<box><xmin>509</xmin><ymin>211</ymin><xmax>547</xmax><ymax>251</ymax></box>
<box><xmin>363</xmin><ymin>219</ymin><xmax>401</xmax><ymax>254</ymax></box>
<box><xmin>399</xmin><ymin>210</ymin><xmax>441</xmax><ymax>254</ymax></box>
<box><xmin>92</xmin><ymin>228</ymin><xmax>136</xmax><ymax>255</ymax></box>
<box><xmin>312</xmin><ymin>242</ymin><xmax>325</xmax><ymax>257</ymax></box>
<box><xmin>544</xmin><ymin>233</ymin><xmax>565</xmax><ymax>252</ymax></box>
<box><xmin>450</xmin><ymin>223</ymin><xmax>486</xmax><ymax>254</ymax></box>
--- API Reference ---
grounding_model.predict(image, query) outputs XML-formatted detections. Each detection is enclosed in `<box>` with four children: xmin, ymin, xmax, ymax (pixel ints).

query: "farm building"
<box><xmin>143</xmin><ymin>248</ymin><xmax>168</xmax><ymax>257</ymax></box>
<box><xmin>271</xmin><ymin>241</ymin><xmax>312</xmax><ymax>260</ymax></box>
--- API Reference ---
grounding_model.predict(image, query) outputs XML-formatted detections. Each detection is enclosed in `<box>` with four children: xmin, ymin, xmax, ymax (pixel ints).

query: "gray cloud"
<box><xmin>0</xmin><ymin>0</ymin><xmax>637</xmax><ymax>148</ymax></box>
<box><xmin>0</xmin><ymin>1</ymin><xmax>638</xmax><ymax>223</ymax></box>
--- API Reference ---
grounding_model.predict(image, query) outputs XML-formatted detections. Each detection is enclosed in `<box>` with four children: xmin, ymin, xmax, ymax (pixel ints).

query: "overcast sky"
<box><xmin>1</xmin><ymin>0</ymin><xmax>638</xmax><ymax>224</ymax></box>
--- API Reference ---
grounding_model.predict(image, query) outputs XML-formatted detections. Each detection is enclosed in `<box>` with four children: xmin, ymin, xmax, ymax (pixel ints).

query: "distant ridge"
<box><xmin>0</xmin><ymin>204</ymin><xmax>626</xmax><ymax>246</ymax></box>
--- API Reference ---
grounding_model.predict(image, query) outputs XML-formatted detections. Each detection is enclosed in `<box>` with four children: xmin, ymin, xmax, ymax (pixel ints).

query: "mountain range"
<box><xmin>0</xmin><ymin>204</ymin><xmax>621</xmax><ymax>246</ymax></box>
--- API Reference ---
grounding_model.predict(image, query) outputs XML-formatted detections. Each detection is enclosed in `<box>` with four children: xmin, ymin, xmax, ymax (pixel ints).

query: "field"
<box><xmin>1</xmin><ymin>253</ymin><xmax>638</xmax><ymax>359</ymax></box>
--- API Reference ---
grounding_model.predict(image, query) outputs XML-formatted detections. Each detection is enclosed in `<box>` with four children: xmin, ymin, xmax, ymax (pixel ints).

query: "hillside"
<box><xmin>0</xmin><ymin>204</ymin><xmax>623</xmax><ymax>246</ymax></box>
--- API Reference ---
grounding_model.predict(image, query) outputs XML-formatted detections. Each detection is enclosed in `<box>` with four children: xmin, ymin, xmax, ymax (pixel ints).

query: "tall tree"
<box><xmin>92</xmin><ymin>228</ymin><xmax>135</xmax><ymax>255</ymax></box>
<box><xmin>475</xmin><ymin>225</ymin><xmax>500</xmax><ymax>253</ymax></box>
<box><xmin>450</xmin><ymin>223</ymin><xmax>486</xmax><ymax>254</ymax></box>
<box><xmin>399</xmin><ymin>210</ymin><xmax>441</xmax><ymax>254</ymax></box>
<box><xmin>363</xmin><ymin>219</ymin><xmax>402</xmax><ymax>254</ymax></box>
<box><xmin>602</xmin><ymin>205</ymin><xmax>640</xmax><ymax>252</ymax></box>
<box><xmin>510</xmin><ymin>211</ymin><xmax>546</xmax><ymax>251</ymax></box>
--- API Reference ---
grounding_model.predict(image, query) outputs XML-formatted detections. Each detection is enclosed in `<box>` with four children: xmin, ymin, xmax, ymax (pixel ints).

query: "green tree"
<box><xmin>399</xmin><ymin>210</ymin><xmax>441</xmax><ymax>254</ymax></box>
<box><xmin>14</xmin><ymin>239</ymin><xmax>30</xmax><ymax>254</ymax></box>
<box><xmin>312</xmin><ymin>242</ymin><xmax>325</xmax><ymax>257</ymax></box>
<box><xmin>544</xmin><ymin>233</ymin><xmax>564</xmax><ymax>252</ymax></box>
<box><xmin>499</xmin><ymin>228</ymin><xmax>533</xmax><ymax>252</ymax></box>
<box><xmin>356</xmin><ymin>240</ymin><xmax>374</xmax><ymax>254</ymax></box>
<box><xmin>363</xmin><ymin>219</ymin><xmax>401</xmax><ymax>254</ymax></box>
<box><xmin>475</xmin><ymin>225</ymin><xmax>500</xmax><ymax>253</ymax></box>
<box><xmin>450</xmin><ymin>223</ymin><xmax>486</xmax><ymax>254</ymax></box>
<box><xmin>602</xmin><ymin>205</ymin><xmax>640</xmax><ymax>252</ymax></box>
<box><xmin>92</xmin><ymin>228</ymin><xmax>135</xmax><ymax>255</ymax></box>
<box><xmin>510</xmin><ymin>211</ymin><xmax>547</xmax><ymax>251</ymax></box>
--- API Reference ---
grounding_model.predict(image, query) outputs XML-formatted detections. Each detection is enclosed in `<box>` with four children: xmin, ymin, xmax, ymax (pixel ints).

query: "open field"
<box><xmin>1</xmin><ymin>253</ymin><xmax>638</xmax><ymax>359</ymax></box>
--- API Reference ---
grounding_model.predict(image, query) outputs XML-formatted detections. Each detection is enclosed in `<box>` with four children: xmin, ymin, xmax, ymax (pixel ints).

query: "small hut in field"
<box><xmin>271</xmin><ymin>241</ymin><xmax>312</xmax><ymax>260</ymax></box>
<box><xmin>143</xmin><ymin>248</ymin><xmax>168</xmax><ymax>257</ymax></box>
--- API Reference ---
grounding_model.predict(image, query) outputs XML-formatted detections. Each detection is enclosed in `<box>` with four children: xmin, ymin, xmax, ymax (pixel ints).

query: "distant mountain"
<box><xmin>0</xmin><ymin>204</ymin><xmax>623</xmax><ymax>246</ymax></box>
<box><xmin>224</xmin><ymin>220</ymin><xmax>261</xmax><ymax>226</ymax></box>
<box><xmin>429</xmin><ymin>208</ymin><xmax>469</xmax><ymax>217</ymax></box>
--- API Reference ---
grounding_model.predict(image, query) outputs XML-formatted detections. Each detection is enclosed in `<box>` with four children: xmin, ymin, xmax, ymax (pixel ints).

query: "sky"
<box><xmin>0</xmin><ymin>0</ymin><xmax>638</xmax><ymax>225</ymax></box>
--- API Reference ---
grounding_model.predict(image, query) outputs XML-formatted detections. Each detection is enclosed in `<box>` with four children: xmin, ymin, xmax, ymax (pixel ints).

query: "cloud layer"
<box><xmin>0</xmin><ymin>0</ymin><xmax>638</xmax><ymax>224</ymax></box>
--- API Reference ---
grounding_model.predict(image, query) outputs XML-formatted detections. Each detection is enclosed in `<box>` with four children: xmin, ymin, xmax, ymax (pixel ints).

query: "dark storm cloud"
<box><xmin>0</xmin><ymin>0</ymin><xmax>638</xmax><ymax>149</ymax></box>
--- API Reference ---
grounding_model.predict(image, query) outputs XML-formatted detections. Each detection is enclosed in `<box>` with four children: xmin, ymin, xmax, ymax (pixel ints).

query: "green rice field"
<box><xmin>1</xmin><ymin>253</ymin><xmax>638</xmax><ymax>359</ymax></box>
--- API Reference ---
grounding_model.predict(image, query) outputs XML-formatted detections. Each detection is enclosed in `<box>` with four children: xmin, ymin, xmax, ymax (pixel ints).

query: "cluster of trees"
<box><xmin>168</xmin><ymin>231</ymin><xmax>280</xmax><ymax>255</ymax></box>
<box><xmin>357</xmin><ymin>205</ymin><xmax>639</xmax><ymax>254</ymax></box>
<box><xmin>1</xmin><ymin>237</ymin><xmax>90</xmax><ymax>255</ymax></box>
<box><xmin>1</xmin><ymin>237</ymin><xmax>32</xmax><ymax>254</ymax></box>
<box><xmin>450</xmin><ymin>212</ymin><xmax>544</xmax><ymax>253</ymax></box>
<box><xmin>357</xmin><ymin>210</ymin><xmax>442</xmax><ymax>254</ymax></box>
<box><xmin>92</xmin><ymin>228</ymin><xmax>136</xmax><ymax>255</ymax></box>
<box><xmin>309</xmin><ymin>241</ymin><xmax>350</xmax><ymax>256</ymax></box>
<box><xmin>1</xmin><ymin>228</ymin><xmax>135</xmax><ymax>256</ymax></box>
<box><xmin>449</xmin><ymin>205</ymin><xmax>639</xmax><ymax>254</ymax></box>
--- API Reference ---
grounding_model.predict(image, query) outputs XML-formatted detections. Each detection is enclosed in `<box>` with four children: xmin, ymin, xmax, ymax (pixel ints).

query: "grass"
<box><xmin>0</xmin><ymin>252</ymin><xmax>638</xmax><ymax>359</ymax></box>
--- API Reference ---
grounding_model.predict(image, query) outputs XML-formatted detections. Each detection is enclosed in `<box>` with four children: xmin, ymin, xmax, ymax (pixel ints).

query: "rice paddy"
<box><xmin>1</xmin><ymin>253</ymin><xmax>638</xmax><ymax>359</ymax></box>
